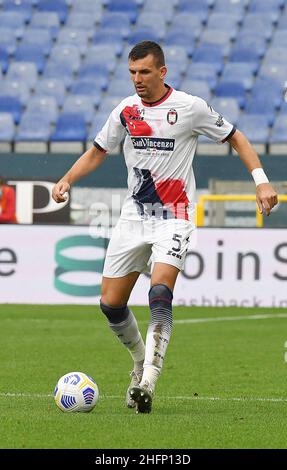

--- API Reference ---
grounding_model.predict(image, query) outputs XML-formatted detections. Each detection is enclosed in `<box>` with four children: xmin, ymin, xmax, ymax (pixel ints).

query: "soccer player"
<box><xmin>52</xmin><ymin>41</ymin><xmax>278</xmax><ymax>413</ymax></box>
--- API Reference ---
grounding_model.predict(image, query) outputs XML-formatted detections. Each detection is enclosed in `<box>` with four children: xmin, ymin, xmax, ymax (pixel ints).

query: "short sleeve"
<box><xmin>94</xmin><ymin>101</ymin><xmax>126</xmax><ymax>153</ymax></box>
<box><xmin>191</xmin><ymin>97</ymin><xmax>236</xmax><ymax>143</ymax></box>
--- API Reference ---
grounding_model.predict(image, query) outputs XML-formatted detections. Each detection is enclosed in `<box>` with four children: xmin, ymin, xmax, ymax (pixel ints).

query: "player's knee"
<box><xmin>149</xmin><ymin>283</ymin><xmax>173</xmax><ymax>307</ymax></box>
<box><xmin>100</xmin><ymin>299</ymin><xmax>129</xmax><ymax>324</ymax></box>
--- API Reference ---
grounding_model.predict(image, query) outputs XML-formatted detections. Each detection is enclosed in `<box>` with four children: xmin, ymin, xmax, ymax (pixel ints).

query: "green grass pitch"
<box><xmin>0</xmin><ymin>304</ymin><xmax>287</xmax><ymax>449</ymax></box>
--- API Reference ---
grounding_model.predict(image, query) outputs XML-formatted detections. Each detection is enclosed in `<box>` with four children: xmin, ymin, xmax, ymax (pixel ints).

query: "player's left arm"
<box><xmin>229</xmin><ymin>129</ymin><xmax>278</xmax><ymax>216</ymax></box>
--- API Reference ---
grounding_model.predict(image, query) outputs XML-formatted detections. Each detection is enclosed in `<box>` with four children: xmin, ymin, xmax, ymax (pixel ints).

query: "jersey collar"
<box><xmin>141</xmin><ymin>84</ymin><xmax>173</xmax><ymax>107</ymax></box>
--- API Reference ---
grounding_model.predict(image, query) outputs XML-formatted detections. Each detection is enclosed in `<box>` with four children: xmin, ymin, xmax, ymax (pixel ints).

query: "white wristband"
<box><xmin>251</xmin><ymin>168</ymin><xmax>269</xmax><ymax>187</ymax></box>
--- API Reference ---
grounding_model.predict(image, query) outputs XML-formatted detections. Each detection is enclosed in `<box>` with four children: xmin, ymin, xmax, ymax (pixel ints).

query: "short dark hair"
<box><xmin>128</xmin><ymin>41</ymin><xmax>165</xmax><ymax>68</ymax></box>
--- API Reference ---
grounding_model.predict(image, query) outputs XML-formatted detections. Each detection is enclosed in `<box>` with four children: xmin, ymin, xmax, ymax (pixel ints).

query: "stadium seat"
<box><xmin>271</xmin><ymin>30</ymin><xmax>287</xmax><ymax>46</ymax></box>
<box><xmin>177</xmin><ymin>0</ymin><xmax>211</xmax><ymax>24</ymax></box>
<box><xmin>136</xmin><ymin>13</ymin><xmax>167</xmax><ymax>40</ymax></box>
<box><xmin>71</xmin><ymin>1</ymin><xmax>103</xmax><ymax>23</ymax></box>
<box><xmin>0</xmin><ymin>79</ymin><xmax>30</xmax><ymax>105</ymax></box>
<box><xmin>43</xmin><ymin>62</ymin><xmax>74</xmax><ymax>88</ymax></box>
<box><xmin>70</xmin><ymin>80</ymin><xmax>102</xmax><ymax>107</ymax></box>
<box><xmin>99</xmin><ymin>96</ymin><xmax>124</xmax><ymax>113</ymax></box>
<box><xmin>128</xmin><ymin>28</ymin><xmax>162</xmax><ymax>46</ymax></box>
<box><xmin>207</xmin><ymin>13</ymin><xmax>242</xmax><ymax>31</ymax></box>
<box><xmin>236</xmin><ymin>115</ymin><xmax>270</xmax><ymax>143</ymax></box>
<box><xmin>108</xmin><ymin>79</ymin><xmax>135</xmax><ymax>97</ymax></box>
<box><xmin>100</xmin><ymin>12</ymin><xmax>131</xmax><ymax>39</ymax></box>
<box><xmin>235</xmin><ymin>33</ymin><xmax>267</xmax><ymax>60</ymax></box>
<box><xmin>0</xmin><ymin>96</ymin><xmax>22</xmax><ymax>124</ymax></box>
<box><xmin>78</xmin><ymin>64</ymin><xmax>109</xmax><ymax>89</ymax></box>
<box><xmin>57</xmin><ymin>28</ymin><xmax>90</xmax><ymax>56</ymax></box>
<box><xmin>0</xmin><ymin>112</ymin><xmax>15</xmax><ymax>141</ymax></box>
<box><xmin>85</xmin><ymin>45</ymin><xmax>118</xmax><ymax>70</ymax></box>
<box><xmin>2</xmin><ymin>0</ymin><xmax>33</xmax><ymax>23</ymax></box>
<box><xmin>164</xmin><ymin>46</ymin><xmax>188</xmax><ymax>74</ymax></box>
<box><xmin>49</xmin><ymin>45</ymin><xmax>81</xmax><ymax>73</ymax></box>
<box><xmin>180</xmin><ymin>79</ymin><xmax>211</xmax><ymax>102</ymax></box>
<box><xmin>186</xmin><ymin>63</ymin><xmax>219</xmax><ymax>91</ymax></box>
<box><xmin>245</xmin><ymin>96</ymin><xmax>277</xmax><ymax>125</ymax></box>
<box><xmin>170</xmin><ymin>14</ymin><xmax>203</xmax><ymax>38</ymax></box>
<box><xmin>164</xmin><ymin>32</ymin><xmax>195</xmax><ymax>58</ymax></box>
<box><xmin>251</xmin><ymin>78</ymin><xmax>282</xmax><ymax>109</ymax></box>
<box><xmin>241</xmin><ymin>13</ymin><xmax>274</xmax><ymax>40</ymax></box>
<box><xmin>200</xmin><ymin>29</ymin><xmax>235</xmax><ymax>50</ymax></box>
<box><xmin>263</xmin><ymin>47</ymin><xmax>286</xmax><ymax>65</ymax></box>
<box><xmin>212</xmin><ymin>0</ymin><xmax>247</xmax><ymax>15</ymax></box>
<box><xmin>25</xmin><ymin>96</ymin><xmax>59</xmax><ymax>124</ymax></box>
<box><xmin>229</xmin><ymin>47</ymin><xmax>261</xmax><ymax>65</ymax></box>
<box><xmin>88</xmin><ymin>110</ymin><xmax>111</xmax><ymax>141</ymax></box>
<box><xmin>269</xmin><ymin>115</ymin><xmax>287</xmax><ymax>143</ymax></box>
<box><xmin>221</xmin><ymin>63</ymin><xmax>256</xmax><ymax>91</ymax></box>
<box><xmin>106</xmin><ymin>0</ymin><xmax>139</xmax><ymax>24</ymax></box>
<box><xmin>66</xmin><ymin>13</ymin><xmax>98</xmax><ymax>33</ymax></box>
<box><xmin>0</xmin><ymin>12</ymin><xmax>26</xmax><ymax>38</ymax></box>
<box><xmin>191</xmin><ymin>46</ymin><xmax>225</xmax><ymax>74</ymax></box>
<box><xmin>15</xmin><ymin>113</ymin><xmax>51</xmax><ymax>142</ymax></box>
<box><xmin>21</xmin><ymin>29</ymin><xmax>53</xmax><ymax>56</ymax></box>
<box><xmin>34</xmin><ymin>79</ymin><xmax>66</xmax><ymax>106</ymax></box>
<box><xmin>141</xmin><ymin>0</ymin><xmax>175</xmax><ymax>23</ymax></box>
<box><xmin>210</xmin><ymin>97</ymin><xmax>240</xmax><ymax>125</ymax></box>
<box><xmin>114</xmin><ymin>61</ymin><xmax>131</xmax><ymax>80</ymax></box>
<box><xmin>30</xmin><ymin>12</ymin><xmax>60</xmax><ymax>40</ymax></box>
<box><xmin>277</xmin><ymin>10</ymin><xmax>287</xmax><ymax>30</ymax></box>
<box><xmin>248</xmin><ymin>0</ymin><xmax>283</xmax><ymax>22</ymax></box>
<box><xmin>0</xmin><ymin>48</ymin><xmax>9</xmax><ymax>73</ymax></box>
<box><xmin>0</xmin><ymin>27</ymin><xmax>17</xmax><ymax>56</ymax></box>
<box><xmin>51</xmin><ymin>113</ymin><xmax>87</xmax><ymax>141</ymax></box>
<box><xmin>214</xmin><ymin>81</ymin><xmax>246</xmax><ymax>109</ymax></box>
<box><xmin>62</xmin><ymin>95</ymin><xmax>95</xmax><ymax>125</ymax></box>
<box><xmin>37</xmin><ymin>0</ymin><xmax>69</xmax><ymax>24</ymax></box>
<box><xmin>260</xmin><ymin>63</ymin><xmax>287</xmax><ymax>85</ymax></box>
<box><xmin>93</xmin><ymin>30</ymin><xmax>124</xmax><ymax>57</ymax></box>
<box><xmin>14</xmin><ymin>45</ymin><xmax>46</xmax><ymax>73</ymax></box>
<box><xmin>7</xmin><ymin>62</ymin><xmax>38</xmax><ymax>90</ymax></box>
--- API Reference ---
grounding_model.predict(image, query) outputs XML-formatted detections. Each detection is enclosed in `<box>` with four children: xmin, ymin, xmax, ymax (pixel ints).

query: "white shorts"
<box><xmin>103</xmin><ymin>217</ymin><xmax>195</xmax><ymax>278</ymax></box>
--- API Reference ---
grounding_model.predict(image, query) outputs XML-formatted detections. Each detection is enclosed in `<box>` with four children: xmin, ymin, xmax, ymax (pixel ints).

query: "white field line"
<box><xmin>0</xmin><ymin>392</ymin><xmax>287</xmax><ymax>403</ymax></box>
<box><xmin>173</xmin><ymin>313</ymin><xmax>287</xmax><ymax>325</ymax></box>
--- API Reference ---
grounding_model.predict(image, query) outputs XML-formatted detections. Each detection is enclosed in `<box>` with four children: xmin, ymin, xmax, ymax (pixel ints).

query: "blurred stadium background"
<box><xmin>1</xmin><ymin>0</ymin><xmax>287</xmax><ymax>305</ymax></box>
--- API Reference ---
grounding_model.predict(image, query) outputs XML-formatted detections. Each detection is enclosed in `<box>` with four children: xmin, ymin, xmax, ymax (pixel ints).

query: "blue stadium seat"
<box><xmin>245</xmin><ymin>96</ymin><xmax>277</xmax><ymax>125</ymax></box>
<box><xmin>263</xmin><ymin>47</ymin><xmax>286</xmax><ymax>65</ymax></box>
<box><xmin>85</xmin><ymin>45</ymin><xmax>118</xmax><ymax>70</ymax></box>
<box><xmin>260</xmin><ymin>63</ymin><xmax>287</xmax><ymax>85</ymax></box>
<box><xmin>14</xmin><ymin>45</ymin><xmax>46</xmax><ymax>73</ymax></box>
<box><xmin>241</xmin><ymin>13</ymin><xmax>274</xmax><ymax>40</ymax></box>
<box><xmin>177</xmin><ymin>0</ymin><xmax>211</xmax><ymax>24</ymax></box>
<box><xmin>170</xmin><ymin>14</ymin><xmax>203</xmax><ymax>39</ymax></box>
<box><xmin>88</xmin><ymin>110</ymin><xmax>112</xmax><ymax>141</ymax></box>
<box><xmin>34</xmin><ymin>79</ymin><xmax>66</xmax><ymax>106</ymax></box>
<box><xmin>0</xmin><ymin>96</ymin><xmax>22</xmax><ymax>124</ymax></box>
<box><xmin>50</xmin><ymin>45</ymin><xmax>81</xmax><ymax>73</ymax></box>
<box><xmin>0</xmin><ymin>79</ymin><xmax>30</xmax><ymax>105</ymax></box>
<box><xmin>235</xmin><ymin>33</ymin><xmax>267</xmax><ymax>60</ymax></box>
<box><xmin>269</xmin><ymin>115</ymin><xmax>287</xmax><ymax>143</ymax></box>
<box><xmin>207</xmin><ymin>13</ymin><xmax>242</xmax><ymax>31</ymax></box>
<box><xmin>128</xmin><ymin>28</ymin><xmax>162</xmax><ymax>46</ymax></box>
<box><xmin>200</xmin><ymin>29</ymin><xmax>235</xmax><ymax>49</ymax></box>
<box><xmin>141</xmin><ymin>0</ymin><xmax>175</xmax><ymax>22</ymax></box>
<box><xmin>57</xmin><ymin>28</ymin><xmax>89</xmax><ymax>56</ymax></box>
<box><xmin>99</xmin><ymin>96</ymin><xmax>124</xmax><ymax>113</ymax></box>
<box><xmin>0</xmin><ymin>48</ymin><xmax>9</xmax><ymax>73</ymax></box>
<box><xmin>0</xmin><ymin>112</ymin><xmax>15</xmax><ymax>141</ymax></box>
<box><xmin>15</xmin><ymin>113</ymin><xmax>51</xmax><ymax>141</ymax></box>
<box><xmin>214</xmin><ymin>81</ymin><xmax>246</xmax><ymax>108</ymax></box>
<box><xmin>186</xmin><ymin>63</ymin><xmax>219</xmax><ymax>91</ymax></box>
<box><xmin>164</xmin><ymin>46</ymin><xmax>188</xmax><ymax>74</ymax></box>
<box><xmin>62</xmin><ymin>95</ymin><xmax>95</xmax><ymax>125</ymax></box>
<box><xmin>2</xmin><ymin>0</ymin><xmax>33</xmax><ymax>23</ymax></box>
<box><xmin>51</xmin><ymin>113</ymin><xmax>87</xmax><ymax>141</ymax></box>
<box><xmin>165</xmin><ymin>67</ymin><xmax>183</xmax><ymax>90</ymax></box>
<box><xmin>37</xmin><ymin>0</ymin><xmax>69</xmax><ymax>24</ymax></box>
<box><xmin>106</xmin><ymin>0</ymin><xmax>139</xmax><ymax>24</ymax></box>
<box><xmin>221</xmin><ymin>63</ymin><xmax>256</xmax><ymax>91</ymax></box>
<box><xmin>229</xmin><ymin>46</ymin><xmax>261</xmax><ymax>65</ymax></box>
<box><xmin>0</xmin><ymin>27</ymin><xmax>17</xmax><ymax>55</ymax></box>
<box><xmin>100</xmin><ymin>12</ymin><xmax>131</xmax><ymax>39</ymax></box>
<box><xmin>164</xmin><ymin>32</ymin><xmax>195</xmax><ymax>58</ymax></box>
<box><xmin>7</xmin><ymin>62</ymin><xmax>38</xmax><ymax>89</ymax></box>
<box><xmin>71</xmin><ymin>1</ymin><xmax>103</xmax><ymax>23</ymax></box>
<box><xmin>191</xmin><ymin>46</ymin><xmax>225</xmax><ymax>74</ymax></box>
<box><xmin>211</xmin><ymin>97</ymin><xmax>240</xmax><ymax>125</ymax></box>
<box><xmin>251</xmin><ymin>78</ymin><xmax>282</xmax><ymax>109</ymax></box>
<box><xmin>212</xmin><ymin>0</ymin><xmax>247</xmax><ymax>15</ymax></box>
<box><xmin>136</xmin><ymin>13</ymin><xmax>167</xmax><ymax>40</ymax></box>
<box><xmin>26</xmin><ymin>96</ymin><xmax>59</xmax><ymax>124</ymax></box>
<box><xmin>108</xmin><ymin>79</ymin><xmax>135</xmax><ymax>97</ymax></box>
<box><xmin>180</xmin><ymin>79</ymin><xmax>211</xmax><ymax>102</ymax></box>
<box><xmin>21</xmin><ymin>29</ymin><xmax>53</xmax><ymax>56</ymax></box>
<box><xmin>93</xmin><ymin>30</ymin><xmax>124</xmax><ymax>56</ymax></box>
<box><xmin>30</xmin><ymin>12</ymin><xmax>60</xmax><ymax>40</ymax></box>
<box><xmin>43</xmin><ymin>62</ymin><xmax>74</xmax><ymax>88</ymax></box>
<box><xmin>277</xmin><ymin>10</ymin><xmax>287</xmax><ymax>30</ymax></box>
<box><xmin>114</xmin><ymin>61</ymin><xmax>130</xmax><ymax>80</ymax></box>
<box><xmin>0</xmin><ymin>12</ymin><xmax>26</xmax><ymax>38</ymax></box>
<box><xmin>78</xmin><ymin>64</ymin><xmax>109</xmax><ymax>89</ymax></box>
<box><xmin>66</xmin><ymin>13</ymin><xmax>97</xmax><ymax>33</ymax></box>
<box><xmin>271</xmin><ymin>30</ymin><xmax>287</xmax><ymax>46</ymax></box>
<box><xmin>248</xmin><ymin>0</ymin><xmax>283</xmax><ymax>23</ymax></box>
<box><xmin>70</xmin><ymin>80</ymin><xmax>102</xmax><ymax>107</ymax></box>
<box><xmin>236</xmin><ymin>115</ymin><xmax>270</xmax><ymax>143</ymax></box>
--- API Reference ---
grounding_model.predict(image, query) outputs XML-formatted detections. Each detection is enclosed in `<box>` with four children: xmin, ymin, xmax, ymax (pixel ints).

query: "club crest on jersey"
<box><xmin>167</xmin><ymin>109</ymin><xmax>178</xmax><ymax>125</ymax></box>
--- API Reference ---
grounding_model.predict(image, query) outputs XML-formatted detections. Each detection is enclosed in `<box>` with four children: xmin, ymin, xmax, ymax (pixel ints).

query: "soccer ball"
<box><xmin>54</xmin><ymin>371</ymin><xmax>99</xmax><ymax>412</ymax></box>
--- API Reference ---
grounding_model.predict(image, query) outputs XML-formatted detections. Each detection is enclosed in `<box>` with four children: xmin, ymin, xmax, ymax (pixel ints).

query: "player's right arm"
<box><xmin>52</xmin><ymin>146</ymin><xmax>106</xmax><ymax>203</ymax></box>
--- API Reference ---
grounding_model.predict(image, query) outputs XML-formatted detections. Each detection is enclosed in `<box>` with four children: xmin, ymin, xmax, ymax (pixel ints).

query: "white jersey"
<box><xmin>94</xmin><ymin>86</ymin><xmax>235</xmax><ymax>221</ymax></box>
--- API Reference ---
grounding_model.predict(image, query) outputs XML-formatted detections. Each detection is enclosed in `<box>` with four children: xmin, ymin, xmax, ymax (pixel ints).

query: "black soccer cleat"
<box><xmin>129</xmin><ymin>382</ymin><xmax>153</xmax><ymax>414</ymax></box>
